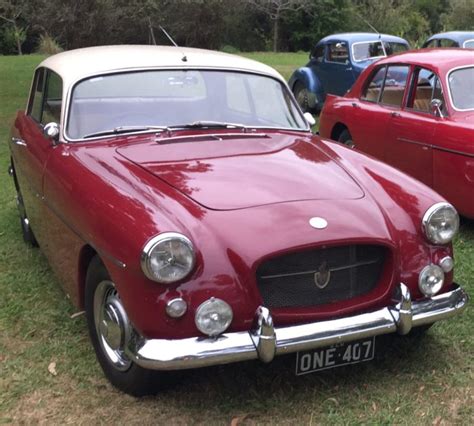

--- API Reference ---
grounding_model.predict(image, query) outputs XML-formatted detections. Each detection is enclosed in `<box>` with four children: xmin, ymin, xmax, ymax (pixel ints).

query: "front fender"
<box><xmin>289</xmin><ymin>67</ymin><xmax>324</xmax><ymax>109</ymax></box>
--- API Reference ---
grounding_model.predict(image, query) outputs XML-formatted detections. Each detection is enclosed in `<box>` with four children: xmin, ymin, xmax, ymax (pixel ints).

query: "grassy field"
<box><xmin>0</xmin><ymin>53</ymin><xmax>472</xmax><ymax>425</ymax></box>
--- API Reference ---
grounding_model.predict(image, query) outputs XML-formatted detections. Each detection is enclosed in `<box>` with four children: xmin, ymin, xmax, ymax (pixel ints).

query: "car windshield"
<box><xmin>67</xmin><ymin>70</ymin><xmax>308</xmax><ymax>139</ymax></box>
<box><xmin>352</xmin><ymin>41</ymin><xmax>408</xmax><ymax>62</ymax></box>
<box><xmin>448</xmin><ymin>66</ymin><xmax>474</xmax><ymax>110</ymax></box>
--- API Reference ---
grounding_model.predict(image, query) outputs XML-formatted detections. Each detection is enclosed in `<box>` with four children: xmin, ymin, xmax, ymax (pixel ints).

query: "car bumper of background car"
<box><xmin>125</xmin><ymin>283</ymin><xmax>468</xmax><ymax>371</ymax></box>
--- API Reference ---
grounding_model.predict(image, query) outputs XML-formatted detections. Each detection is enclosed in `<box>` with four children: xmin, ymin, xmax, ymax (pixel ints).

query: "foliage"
<box><xmin>0</xmin><ymin>0</ymin><xmax>472</xmax><ymax>54</ymax></box>
<box><xmin>36</xmin><ymin>33</ymin><xmax>62</xmax><ymax>55</ymax></box>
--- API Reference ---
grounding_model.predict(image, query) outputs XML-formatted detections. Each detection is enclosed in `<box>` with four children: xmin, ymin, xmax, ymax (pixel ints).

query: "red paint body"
<box><xmin>10</xmin><ymin>106</ymin><xmax>454</xmax><ymax>341</ymax></box>
<box><xmin>319</xmin><ymin>49</ymin><xmax>474</xmax><ymax>218</ymax></box>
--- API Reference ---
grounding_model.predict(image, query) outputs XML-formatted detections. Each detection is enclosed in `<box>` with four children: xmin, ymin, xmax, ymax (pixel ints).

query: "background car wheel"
<box><xmin>293</xmin><ymin>81</ymin><xmax>311</xmax><ymax>113</ymax></box>
<box><xmin>338</xmin><ymin>129</ymin><xmax>355</xmax><ymax>148</ymax></box>
<box><xmin>85</xmin><ymin>256</ymin><xmax>170</xmax><ymax>396</ymax></box>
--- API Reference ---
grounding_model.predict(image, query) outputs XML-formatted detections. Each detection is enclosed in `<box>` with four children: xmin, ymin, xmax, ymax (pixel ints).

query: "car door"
<box><xmin>385</xmin><ymin>66</ymin><xmax>439</xmax><ymax>186</ymax></box>
<box><xmin>316</xmin><ymin>41</ymin><xmax>354</xmax><ymax>97</ymax></box>
<box><xmin>10</xmin><ymin>67</ymin><xmax>63</xmax><ymax>244</ymax></box>
<box><xmin>348</xmin><ymin>65</ymin><xmax>392</xmax><ymax>159</ymax></box>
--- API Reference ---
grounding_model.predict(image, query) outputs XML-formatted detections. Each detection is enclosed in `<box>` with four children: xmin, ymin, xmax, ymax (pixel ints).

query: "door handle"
<box><xmin>11</xmin><ymin>137</ymin><xmax>27</xmax><ymax>147</ymax></box>
<box><xmin>391</xmin><ymin>112</ymin><xmax>401</xmax><ymax>118</ymax></box>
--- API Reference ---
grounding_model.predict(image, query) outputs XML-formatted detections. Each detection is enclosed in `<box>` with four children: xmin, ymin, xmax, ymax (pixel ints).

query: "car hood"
<box><xmin>116</xmin><ymin>132</ymin><xmax>365</xmax><ymax>210</ymax></box>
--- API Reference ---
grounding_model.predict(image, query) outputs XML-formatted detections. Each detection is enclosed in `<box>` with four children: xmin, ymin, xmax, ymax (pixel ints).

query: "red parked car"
<box><xmin>8</xmin><ymin>46</ymin><xmax>468</xmax><ymax>396</ymax></box>
<box><xmin>319</xmin><ymin>49</ymin><xmax>474</xmax><ymax>219</ymax></box>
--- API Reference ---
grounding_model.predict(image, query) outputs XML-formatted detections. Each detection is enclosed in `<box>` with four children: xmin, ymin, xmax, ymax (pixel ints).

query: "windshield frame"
<box><xmin>446</xmin><ymin>64</ymin><xmax>474</xmax><ymax>112</ymax></box>
<box><xmin>63</xmin><ymin>67</ymin><xmax>310</xmax><ymax>143</ymax></box>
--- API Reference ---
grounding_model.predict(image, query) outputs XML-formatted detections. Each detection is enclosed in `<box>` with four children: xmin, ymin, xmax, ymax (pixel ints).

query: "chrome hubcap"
<box><xmin>94</xmin><ymin>280</ymin><xmax>132</xmax><ymax>371</ymax></box>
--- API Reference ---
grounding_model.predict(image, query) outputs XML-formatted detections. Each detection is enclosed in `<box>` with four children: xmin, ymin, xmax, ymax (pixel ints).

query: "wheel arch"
<box><xmin>78</xmin><ymin>244</ymin><xmax>99</xmax><ymax>309</ymax></box>
<box><xmin>331</xmin><ymin>122</ymin><xmax>349</xmax><ymax>141</ymax></box>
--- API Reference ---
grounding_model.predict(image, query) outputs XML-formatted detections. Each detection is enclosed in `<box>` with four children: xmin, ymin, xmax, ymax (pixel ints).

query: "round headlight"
<box><xmin>141</xmin><ymin>232</ymin><xmax>195</xmax><ymax>283</ymax></box>
<box><xmin>419</xmin><ymin>264</ymin><xmax>444</xmax><ymax>297</ymax></box>
<box><xmin>195</xmin><ymin>298</ymin><xmax>233</xmax><ymax>337</ymax></box>
<box><xmin>422</xmin><ymin>202</ymin><xmax>459</xmax><ymax>245</ymax></box>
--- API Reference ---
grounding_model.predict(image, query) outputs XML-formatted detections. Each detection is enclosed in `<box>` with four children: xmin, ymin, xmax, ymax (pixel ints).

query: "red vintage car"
<box><xmin>319</xmin><ymin>49</ymin><xmax>474</xmax><ymax>219</ymax></box>
<box><xmin>8</xmin><ymin>46</ymin><xmax>468</xmax><ymax>396</ymax></box>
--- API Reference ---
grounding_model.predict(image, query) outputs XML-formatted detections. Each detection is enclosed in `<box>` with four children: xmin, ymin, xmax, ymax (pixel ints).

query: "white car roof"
<box><xmin>39</xmin><ymin>45</ymin><xmax>283</xmax><ymax>86</ymax></box>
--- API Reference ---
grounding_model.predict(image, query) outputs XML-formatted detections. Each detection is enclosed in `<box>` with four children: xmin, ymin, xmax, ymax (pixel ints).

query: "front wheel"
<box><xmin>293</xmin><ymin>81</ymin><xmax>312</xmax><ymax>113</ymax></box>
<box><xmin>85</xmin><ymin>256</ymin><xmax>169</xmax><ymax>396</ymax></box>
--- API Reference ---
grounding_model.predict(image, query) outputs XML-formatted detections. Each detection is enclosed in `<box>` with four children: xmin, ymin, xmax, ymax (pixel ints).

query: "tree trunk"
<box><xmin>13</xmin><ymin>23</ymin><xmax>22</xmax><ymax>55</ymax></box>
<box><xmin>273</xmin><ymin>12</ymin><xmax>279</xmax><ymax>52</ymax></box>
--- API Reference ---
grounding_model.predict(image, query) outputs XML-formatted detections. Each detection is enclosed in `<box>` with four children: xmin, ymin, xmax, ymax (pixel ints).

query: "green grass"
<box><xmin>0</xmin><ymin>53</ymin><xmax>472</xmax><ymax>424</ymax></box>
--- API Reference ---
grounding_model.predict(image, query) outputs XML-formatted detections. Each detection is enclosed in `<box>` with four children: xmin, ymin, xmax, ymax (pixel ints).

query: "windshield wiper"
<box><xmin>168</xmin><ymin>121</ymin><xmax>249</xmax><ymax>131</ymax></box>
<box><xmin>83</xmin><ymin>125</ymin><xmax>168</xmax><ymax>139</ymax></box>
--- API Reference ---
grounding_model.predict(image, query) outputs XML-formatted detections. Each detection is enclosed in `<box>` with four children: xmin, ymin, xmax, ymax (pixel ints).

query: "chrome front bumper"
<box><xmin>125</xmin><ymin>284</ymin><xmax>468</xmax><ymax>371</ymax></box>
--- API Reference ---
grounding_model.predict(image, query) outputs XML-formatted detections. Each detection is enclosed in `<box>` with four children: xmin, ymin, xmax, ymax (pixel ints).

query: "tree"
<box><xmin>247</xmin><ymin>0</ymin><xmax>312</xmax><ymax>51</ymax></box>
<box><xmin>0</xmin><ymin>0</ymin><xmax>30</xmax><ymax>54</ymax></box>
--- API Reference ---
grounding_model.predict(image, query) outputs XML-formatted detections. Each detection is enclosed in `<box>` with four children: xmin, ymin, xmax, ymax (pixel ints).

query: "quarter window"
<box><xmin>28</xmin><ymin>68</ymin><xmax>45</xmax><ymax>122</ymax></box>
<box><xmin>43</xmin><ymin>71</ymin><xmax>63</xmax><ymax>124</ymax></box>
<box><xmin>440</xmin><ymin>39</ymin><xmax>458</xmax><ymax>47</ymax></box>
<box><xmin>380</xmin><ymin>65</ymin><xmax>409</xmax><ymax>107</ymax></box>
<box><xmin>327</xmin><ymin>42</ymin><xmax>349</xmax><ymax>63</ymax></box>
<box><xmin>361</xmin><ymin>66</ymin><xmax>386</xmax><ymax>102</ymax></box>
<box><xmin>311</xmin><ymin>44</ymin><xmax>325</xmax><ymax>63</ymax></box>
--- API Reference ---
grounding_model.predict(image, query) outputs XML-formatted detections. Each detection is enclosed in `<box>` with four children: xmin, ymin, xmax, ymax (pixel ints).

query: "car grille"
<box><xmin>256</xmin><ymin>245</ymin><xmax>386</xmax><ymax>309</ymax></box>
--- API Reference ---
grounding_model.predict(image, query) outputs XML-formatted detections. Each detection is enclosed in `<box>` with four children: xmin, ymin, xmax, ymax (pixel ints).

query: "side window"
<box><xmin>380</xmin><ymin>65</ymin><xmax>409</xmax><ymax>107</ymax></box>
<box><xmin>28</xmin><ymin>68</ymin><xmax>45</xmax><ymax>122</ymax></box>
<box><xmin>440</xmin><ymin>39</ymin><xmax>458</xmax><ymax>47</ymax></box>
<box><xmin>407</xmin><ymin>67</ymin><xmax>445</xmax><ymax>114</ymax></box>
<box><xmin>361</xmin><ymin>66</ymin><xmax>386</xmax><ymax>102</ymax></box>
<box><xmin>425</xmin><ymin>40</ymin><xmax>438</xmax><ymax>49</ymax></box>
<box><xmin>311</xmin><ymin>44</ymin><xmax>325</xmax><ymax>63</ymax></box>
<box><xmin>43</xmin><ymin>71</ymin><xmax>63</xmax><ymax>124</ymax></box>
<box><xmin>327</xmin><ymin>42</ymin><xmax>349</xmax><ymax>63</ymax></box>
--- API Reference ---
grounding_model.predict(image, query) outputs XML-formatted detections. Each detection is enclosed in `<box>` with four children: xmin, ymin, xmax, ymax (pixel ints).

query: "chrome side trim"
<box><xmin>125</xmin><ymin>283</ymin><xmax>468</xmax><ymax>371</ymax></box>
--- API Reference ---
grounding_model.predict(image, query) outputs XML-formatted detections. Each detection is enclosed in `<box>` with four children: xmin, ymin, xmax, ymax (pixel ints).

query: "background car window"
<box><xmin>425</xmin><ymin>40</ymin><xmax>438</xmax><ymax>48</ymax></box>
<box><xmin>327</xmin><ymin>42</ymin><xmax>349</xmax><ymax>63</ymax></box>
<box><xmin>28</xmin><ymin>68</ymin><xmax>45</xmax><ymax>122</ymax></box>
<box><xmin>380</xmin><ymin>65</ymin><xmax>409</xmax><ymax>107</ymax></box>
<box><xmin>463</xmin><ymin>40</ymin><xmax>474</xmax><ymax>48</ymax></box>
<box><xmin>361</xmin><ymin>66</ymin><xmax>386</xmax><ymax>102</ymax></box>
<box><xmin>42</xmin><ymin>71</ymin><xmax>63</xmax><ymax>124</ymax></box>
<box><xmin>352</xmin><ymin>41</ymin><xmax>385</xmax><ymax>62</ymax></box>
<box><xmin>311</xmin><ymin>44</ymin><xmax>324</xmax><ymax>62</ymax></box>
<box><xmin>440</xmin><ymin>39</ymin><xmax>458</xmax><ymax>47</ymax></box>
<box><xmin>407</xmin><ymin>68</ymin><xmax>445</xmax><ymax>114</ymax></box>
<box><xmin>384</xmin><ymin>42</ymin><xmax>409</xmax><ymax>55</ymax></box>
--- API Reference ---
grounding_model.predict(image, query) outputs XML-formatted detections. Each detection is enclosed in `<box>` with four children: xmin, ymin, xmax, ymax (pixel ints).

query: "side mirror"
<box><xmin>304</xmin><ymin>112</ymin><xmax>316</xmax><ymax>126</ymax></box>
<box><xmin>43</xmin><ymin>122</ymin><xmax>60</xmax><ymax>142</ymax></box>
<box><xmin>430</xmin><ymin>99</ymin><xmax>444</xmax><ymax>118</ymax></box>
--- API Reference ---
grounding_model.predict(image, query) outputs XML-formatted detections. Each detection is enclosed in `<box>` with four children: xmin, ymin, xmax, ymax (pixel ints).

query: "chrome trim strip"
<box><xmin>126</xmin><ymin>283</ymin><xmax>468</xmax><ymax>371</ymax></box>
<box><xmin>259</xmin><ymin>258</ymin><xmax>381</xmax><ymax>280</ymax></box>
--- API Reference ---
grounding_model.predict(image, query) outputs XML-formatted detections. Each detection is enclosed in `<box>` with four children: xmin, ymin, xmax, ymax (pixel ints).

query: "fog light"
<box><xmin>166</xmin><ymin>298</ymin><xmax>187</xmax><ymax>318</ymax></box>
<box><xmin>439</xmin><ymin>256</ymin><xmax>454</xmax><ymax>273</ymax></box>
<box><xmin>195</xmin><ymin>298</ymin><xmax>233</xmax><ymax>337</ymax></box>
<box><xmin>419</xmin><ymin>265</ymin><xmax>444</xmax><ymax>297</ymax></box>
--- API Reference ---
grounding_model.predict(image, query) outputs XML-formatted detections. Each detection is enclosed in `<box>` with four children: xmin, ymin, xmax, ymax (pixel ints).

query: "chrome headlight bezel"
<box><xmin>422</xmin><ymin>202</ymin><xmax>459</xmax><ymax>245</ymax></box>
<box><xmin>141</xmin><ymin>232</ymin><xmax>196</xmax><ymax>284</ymax></box>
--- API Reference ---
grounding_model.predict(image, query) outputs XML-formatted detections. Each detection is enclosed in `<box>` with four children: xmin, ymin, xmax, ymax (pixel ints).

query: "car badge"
<box><xmin>309</xmin><ymin>217</ymin><xmax>328</xmax><ymax>229</ymax></box>
<box><xmin>314</xmin><ymin>261</ymin><xmax>331</xmax><ymax>289</ymax></box>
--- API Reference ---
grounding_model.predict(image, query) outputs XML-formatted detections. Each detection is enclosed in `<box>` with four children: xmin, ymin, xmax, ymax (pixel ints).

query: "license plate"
<box><xmin>295</xmin><ymin>337</ymin><xmax>375</xmax><ymax>375</ymax></box>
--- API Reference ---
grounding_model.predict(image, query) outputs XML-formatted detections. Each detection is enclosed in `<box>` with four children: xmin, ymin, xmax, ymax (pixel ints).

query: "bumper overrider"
<box><xmin>125</xmin><ymin>283</ymin><xmax>468</xmax><ymax>371</ymax></box>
